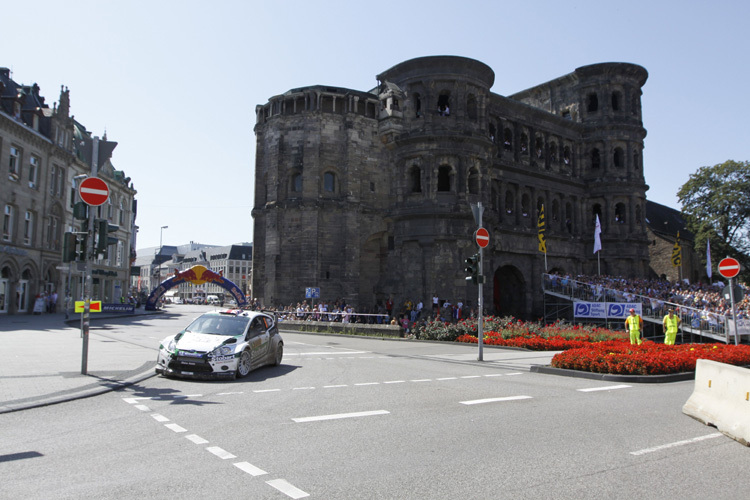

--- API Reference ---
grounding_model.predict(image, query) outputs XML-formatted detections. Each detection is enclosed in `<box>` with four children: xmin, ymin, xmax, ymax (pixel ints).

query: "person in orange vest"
<box><xmin>624</xmin><ymin>308</ymin><xmax>643</xmax><ymax>345</ymax></box>
<box><xmin>662</xmin><ymin>308</ymin><xmax>681</xmax><ymax>345</ymax></box>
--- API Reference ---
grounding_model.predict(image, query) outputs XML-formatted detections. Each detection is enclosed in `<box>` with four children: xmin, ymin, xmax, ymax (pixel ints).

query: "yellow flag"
<box><xmin>671</xmin><ymin>231</ymin><xmax>682</xmax><ymax>267</ymax></box>
<box><xmin>537</xmin><ymin>204</ymin><xmax>547</xmax><ymax>253</ymax></box>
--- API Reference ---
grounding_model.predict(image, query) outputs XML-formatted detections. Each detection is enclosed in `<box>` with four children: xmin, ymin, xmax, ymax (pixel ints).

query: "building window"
<box><xmin>613</xmin><ymin>147</ymin><xmax>624</xmax><ymax>168</ymax></box>
<box><xmin>467</xmin><ymin>94</ymin><xmax>477</xmax><ymax>120</ymax></box>
<box><xmin>23</xmin><ymin>211</ymin><xmax>33</xmax><ymax>245</ymax></box>
<box><xmin>324</xmin><ymin>172</ymin><xmax>335</xmax><ymax>192</ymax></box>
<box><xmin>505</xmin><ymin>191</ymin><xmax>514</xmax><ymax>215</ymax></box>
<box><xmin>291</xmin><ymin>173</ymin><xmax>302</xmax><ymax>193</ymax></box>
<box><xmin>409</xmin><ymin>166</ymin><xmax>421</xmax><ymax>193</ymax></box>
<box><xmin>9</xmin><ymin>146</ymin><xmax>20</xmax><ymax>179</ymax></box>
<box><xmin>520</xmin><ymin>133</ymin><xmax>528</xmax><ymax>155</ymax></box>
<box><xmin>503</xmin><ymin>128</ymin><xmax>513</xmax><ymax>151</ymax></box>
<box><xmin>563</xmin><ymin>146</ymin><xmax>571</xmax><ymax>165</ymax></box>
<box><xmin>521</xmin><ymin>194</ymin><xmax>530</xmax><ymax>217</ymax></box>
<box><xmin>3</xmin><ymin>205</ymin><xmax>14</xmax><ymax>241</ymax></box>
<box><xmin>467</xmin><ymin>168</ymin><xmax>479</xmax><ymax>195</ymax></box>
<box><xmin>615</xmin><ymin>203</ymin><xmax>626</xmax><ymax>224</ymax></box>
<box><xmin>50</xmin><ymin>165</ymin><xmax>65</xmax><ymax>197</ymax></box>
<box><xmin>437</xmin><ymin>93</ymin><xmax>451</xmax><ymax>116</ymax></box>
<box><xmin>46</xmin><ymin>214</ymin><xmax>60</xmax><ymax>250</ymax></box>
<box><xmin>587</xmin><ymin>93</ymin><xmax>598</xmax><ymax>113</ymax></box>
<box><xmin>591</xmin><ymin>149</ymin><xmax>601</xmax><ymax>169</ymax></box>
<box><xmin>612</xmin><ymin>91</ymin><xmax>622</xmax><ymax>111</ymax></box>
<box><xmin>28</xmin><ymin>155</ymin><xmax>39</xmax><ymax>188</ymax></box>
<box><xmin>535</xmin><ymin>137</ymin><xmax>544</xmax><ymax>160</ymax></box>
<box><xmin>413</xmin><ymin>93</ymin><xmax>422</xmax><ymax>118</ymax></box>
<box><xmin>437</xmin><ymin>166</ymin><xmax>451</xmax><ymax>192</ymax></box>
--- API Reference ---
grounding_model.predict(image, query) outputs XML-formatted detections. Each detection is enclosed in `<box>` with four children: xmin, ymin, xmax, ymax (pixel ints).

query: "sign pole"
<box><xmin>81</xmin><ymin>137</ymin><xmax>101</xmax><ymax>375</ymax></box>
<box><xmin>728</xmin><ymin>277</ymin><xmax>740</xmax><ymax>346</ymax></box>
<box><xmin>472</xmin><ymin>202</ymin><xmax>486</xmax><ymax>362</ymax></box>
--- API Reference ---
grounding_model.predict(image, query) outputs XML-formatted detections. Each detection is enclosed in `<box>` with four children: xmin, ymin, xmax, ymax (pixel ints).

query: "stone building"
<box><xmin>0</xmin><ymin>68</ymin><xmax>137</xmax><ymax>314</ymax></box>
<box><xmin>252</xmin><ymin>56</ymin><xmax>651</xmax><ymax>318</ymax></box>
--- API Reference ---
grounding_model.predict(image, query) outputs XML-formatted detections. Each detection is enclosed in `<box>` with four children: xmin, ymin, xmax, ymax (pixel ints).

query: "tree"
<box><xmin>677</xmin><ymin>160</ymin><xmax>750</xmax><ymax>278</ymax></box>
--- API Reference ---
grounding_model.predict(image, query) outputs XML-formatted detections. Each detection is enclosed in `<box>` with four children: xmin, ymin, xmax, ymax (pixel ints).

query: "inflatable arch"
<box><xmin>145</xmin><ymin>265</ymin><xmax>247</xmax><ymax>311</ymax></box>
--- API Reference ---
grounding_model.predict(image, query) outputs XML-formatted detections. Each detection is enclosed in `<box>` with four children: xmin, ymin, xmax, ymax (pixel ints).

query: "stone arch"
<box><xmin>146</xmin><ymin>265</ymin><xmax>247</xmax><ymax>311</ymax></box>
<box><xmin>493</xmin><ymin>265</ymin><xmax>528</xmax><ymax>318</ymax></box>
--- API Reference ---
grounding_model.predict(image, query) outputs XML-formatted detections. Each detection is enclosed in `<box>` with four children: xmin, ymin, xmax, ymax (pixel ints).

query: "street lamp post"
<box><xmin>156</xmin><ymin>225</ymin><xmax>168</xmax><ymax>287</ymax></box>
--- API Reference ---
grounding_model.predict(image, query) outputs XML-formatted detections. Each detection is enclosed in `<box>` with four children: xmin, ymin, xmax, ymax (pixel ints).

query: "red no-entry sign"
<box><xmin>79</xmin><ymin>177</ymin><xmax>109</xmax><ymax>206</ymax></box>
<box><xmin>718</xmin><ymin>257</ymin><xmax>741</xmax><ymax>279</ymax></box>
<box><xmin>475</xmin><ymin>227</ymin><xmax>490</xmax><ymax>248</ymax></box>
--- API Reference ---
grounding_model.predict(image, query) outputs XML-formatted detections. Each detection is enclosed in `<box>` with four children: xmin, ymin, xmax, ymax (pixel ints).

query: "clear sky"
<box><xmin>5</xmin><ymin>0</ymin><xmax>748</xmax><ymax>250</ymax></box>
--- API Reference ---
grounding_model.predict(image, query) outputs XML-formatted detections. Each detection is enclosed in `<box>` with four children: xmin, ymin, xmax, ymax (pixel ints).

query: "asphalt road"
<box><xmin>1</xmin><ymin>306</ymin><xmax>747</xmax><ymax>499</ymax></box>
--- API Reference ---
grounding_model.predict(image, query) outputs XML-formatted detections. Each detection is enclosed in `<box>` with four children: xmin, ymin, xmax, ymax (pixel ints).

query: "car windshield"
<box><xmin>185</xmin><ymin>315</ymin><xmax>249</xmax><ymax>336</ymax></box>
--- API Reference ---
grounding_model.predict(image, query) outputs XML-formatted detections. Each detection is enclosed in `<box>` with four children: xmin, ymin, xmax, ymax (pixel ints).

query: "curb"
<box><xmin>0</xmin><ymin>365</ymin><xmax>158</xmax><ymax>415</ymax></box>
<box><xmin>530</xmin><ymin>365</ymin><xmax>696</xmax><ymax>383</ymax></box>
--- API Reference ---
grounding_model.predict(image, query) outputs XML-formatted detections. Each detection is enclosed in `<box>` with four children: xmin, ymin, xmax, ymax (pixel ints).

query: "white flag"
<box><xmin>593</xmin><ymin>214</ymin><xmax>602</xmax><ymax>254</ymax></box>
<box><xmin>706</xmin><ymin>238</ymin><xmax>712</xmax><ymax>279</ymax></box>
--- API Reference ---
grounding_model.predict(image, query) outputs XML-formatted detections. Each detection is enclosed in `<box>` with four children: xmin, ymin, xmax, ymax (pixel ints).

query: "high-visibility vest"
<box><xmin>664</xmin><ymin>315</ymin><xmax>680</xmax><ymax>333</ymax></box>
<box><xmin>626</xmin><ymin>315</ymin><xmax>641</xmax><ymax>332</ymax></box>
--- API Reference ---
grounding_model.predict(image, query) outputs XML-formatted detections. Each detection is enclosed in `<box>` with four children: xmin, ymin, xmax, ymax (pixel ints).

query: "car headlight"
<box><xmin>211</xmin><ymin>346</ymin><xmax>233</xmax><ymax>356</ymax></box>
<box><xmin>166</xmin><ymin>339</ymin><xmax>177</xmax><ymax>352</ymax></box>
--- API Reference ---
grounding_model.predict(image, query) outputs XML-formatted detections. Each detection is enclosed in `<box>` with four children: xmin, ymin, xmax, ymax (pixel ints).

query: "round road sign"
<box><xmin>79</xmin><ymin>177</ymin><xmax>110</xmax><ymax>206</ymax></box>
<box><xmin>475</xmin><ymin>227</ymin><xmax>490</xmax><ymax>248</ymax></box>
<box><xmin>718</xmin><ymin>257</ymin><xmax>741</xmax><ymax>279</ymax></box>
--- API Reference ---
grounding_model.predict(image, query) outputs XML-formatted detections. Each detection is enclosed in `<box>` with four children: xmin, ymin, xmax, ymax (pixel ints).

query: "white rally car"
<box><xmin>156</xmin><ymin>309</ymin><xmax>283</xmax><ymax>380</ymax></box>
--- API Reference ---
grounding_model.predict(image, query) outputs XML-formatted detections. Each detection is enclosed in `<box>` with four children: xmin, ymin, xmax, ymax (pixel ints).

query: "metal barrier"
<box><xmin>542</xmin><ymin>273</ymin><xmax>738</xmax><ymax>343</ymax></box>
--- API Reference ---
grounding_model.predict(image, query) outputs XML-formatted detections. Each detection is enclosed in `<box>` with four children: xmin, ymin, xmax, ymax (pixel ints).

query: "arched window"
<box><xmin>437</xmin><ymin>93</ymin><xmax>451</xmax><ymax>116</ymax></box>
<box><xmin>414</xmin><ymin>93</ymin><xmax>422</xmax><ymax>118</ymax></box>
<box><xmin>409</xmin><ymin>166</ymin><xmax>421</xmax><ymax>193</ymax></box>
<box><xmin>563</xmin><ymin>146</ymin><xmax>571</xmax><ymax>166</ymax></box>
<box><xmin>467</xmin><ymin>94</ymin><xmax>477</xmax><ymax>120</ymax></box>
<box><xmin>503</xmin><ymin>128</ymin><xmax>513</xmax><ymax>151</ymax></box>
<box><xmin>520</xmin><ymin>133</ymin><xmax>528</xmax><ymax>155</ymax></box>
<box><xmin>505</xmin><ymin>191</ymin><xmax>514</xmax><ymax>214</ymax></box>
<box><xmin>615</xmin><ymin>203</ymin><xmax>626</xmax><ymax>224</ymax></box>
<box><xmin>552</xmin><ymin>200</ymin><xmax>560</xmax><ymax>224</ymax></box>
<box><xmin>291</xmin><ymin>173</ymin><xmax>302</xmax><ymax>193</ymax></box>
<box><xmin>324</xmin><ymin>172</ymin><xmax>336</xmax><ymax>192</ymax></box>
<box><xmin>565</xmin><ymin>202</ymin><xmax>573</xmax><ymax>233</ymax></box>
<box><xmin>437</xmin><ymin>165</ymin><xmax>451</xmax><ymax>192</ymax></box>
<box><xmin>613</xmin><ymin>147</ymin><xmax>624</xmax><ymax>168</ymax></box>
<box><xmin>549</xmin><ymin>142</ymin><xmax>558</xmax><ymax>163</ymax></box>
<box><xmin>489</xmin><ymin>123</ymin><xmax>496</xmax><ymax>143</ymax></box>
<box><xmin>521</xmin><ymin>194</ymin><xmax>530</xmax><ymax>217</ymax></box>
<box><xmin>467</xmin><ymin>168</ymin><xmax>479</xmax><ymax>195</ymax></box>
<box><xmin>591</xmin><ymin>149</ymin><xmax>601</xmax><ymax>169</ymax></box>
<box><xmin>587</xmin><ymin>93</ymin><xmax>598</xmax><ymax>112</ymax></box>
<box><xmin>611</xmin><ymin>91</ymin><xmax>622</xmax><ymax>111</ymax></box>
<box><xmin>592</xmin><ymin>204</ymin><xmax>603</xmax><ymax>223</ymax></box>
<box><xmin>535</xmin><ymin>137</ymin><xmax>544</xmax><ymax>159</ymax></box>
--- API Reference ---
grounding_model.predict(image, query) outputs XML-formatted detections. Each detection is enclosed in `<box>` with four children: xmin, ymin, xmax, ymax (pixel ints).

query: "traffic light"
<box><xmin>465</xmin><ymin>253</ymin><xmax>480</xmax><ymax>284</ymax></box>
<box><xmin>62</xmin><ymin>232</ymin><xmax>88</xmax><ymax>262</ymax></box>
<box><xmin>95</xmin><ymin>219</ymin><xmax>119</xmax><ymax>258</ymax></box>
<box><xmin>62</xmin><ymin>232</ymin><xmax>77</xmax><ymax>262</ymax></box>
<box><xmin>73</xmin><ymin>201</ymin><xmax>88</xmax><ymax>220</ymax></box>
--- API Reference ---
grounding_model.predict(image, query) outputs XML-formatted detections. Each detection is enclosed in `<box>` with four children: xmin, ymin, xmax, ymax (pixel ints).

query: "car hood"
<box><xmin>176</xmin><ymin>332</ymin><xmax>238</xmax><ymax>352</ymax></box>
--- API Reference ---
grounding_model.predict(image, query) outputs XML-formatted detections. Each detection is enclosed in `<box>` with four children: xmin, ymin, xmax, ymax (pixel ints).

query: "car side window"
<box><xmin>247</xmin><ymin>318</ymin><xmax>264</xmax><ymax>339</ymax></box>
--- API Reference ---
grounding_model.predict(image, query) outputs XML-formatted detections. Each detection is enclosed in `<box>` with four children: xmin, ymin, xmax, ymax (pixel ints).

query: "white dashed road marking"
<box><xmin>266</xmin><ymin>478</ymin><xmax>310</xmax><ymax>499</ymax></box>
<box><xmin>577</xmin><ymin>384</ymin><xmax>632</xmax><ymax>392</ymax></box>
<box><xmin>207</xmin><ymin>446</ymin><xmax>236</xmax><ymax>460</ymax></box>
<box><xmin>292</xmin><ymin>410</ymin><xmax>390</xmax><ymax>423</ymax></box>
<box><xmin>630</xmin><ymin>433</ymin><xmax>723</xmax><ymax>456</ymax></box>
<box><xmin>185</xmin><ymin>434</ymin><xmax>209</xmax><ymax>444</ymax></box>
<box><xmin>460</xmin><ymin>395</ymin><xmax>533</xmax><ymax>405</ymax></box>
<box><xmin>234</xmin><ymin>461</ymin><xmax>268</xmax><ymax>476</ymax></box>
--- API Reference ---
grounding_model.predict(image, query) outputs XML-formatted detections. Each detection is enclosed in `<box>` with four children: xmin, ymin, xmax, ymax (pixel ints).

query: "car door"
<box><xmin>246</xmin><ymin>317</ymin><xmax>270</xmax><ymax>363</ymax></box>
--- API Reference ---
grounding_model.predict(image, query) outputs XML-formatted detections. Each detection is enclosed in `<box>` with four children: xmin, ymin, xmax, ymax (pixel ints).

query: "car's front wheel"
<box><xmin>236</xmin><ymin>350</ymin><xmax>252</xmax><ymax>378</ymax></box>
<box><xmin>274</xmin><ymin>342</ymin><xmax>283</xmax><ymax>366</ymax></box>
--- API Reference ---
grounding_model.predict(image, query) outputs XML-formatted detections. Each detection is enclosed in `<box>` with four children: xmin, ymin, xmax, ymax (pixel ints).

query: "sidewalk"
<box><xmin>0</xmin><ymin>309</ymin><xmax>161</xmax><ymax>414</ymax></box>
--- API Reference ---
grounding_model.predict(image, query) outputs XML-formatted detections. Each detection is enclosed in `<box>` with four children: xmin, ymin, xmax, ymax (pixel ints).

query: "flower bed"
<box><xmin>551</xmin><ymin>341</ymin><xmax>750</xmax><ymax>375</ymax></box>
<box><xmin>415</xmin><ymin>316</ymin><xmax>750</xmax><ymax>376</ymax></box>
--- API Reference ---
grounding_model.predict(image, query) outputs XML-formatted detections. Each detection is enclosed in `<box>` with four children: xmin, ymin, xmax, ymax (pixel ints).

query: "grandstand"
<box><xmin>542</xmin><ymin>273</ymin><xmax>749</xmax><ymax>345</ymax></box>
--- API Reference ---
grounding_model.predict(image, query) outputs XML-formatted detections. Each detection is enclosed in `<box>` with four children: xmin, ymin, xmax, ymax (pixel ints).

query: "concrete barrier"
<box><xmin>682</xmin><ymin>359</ymin><xmax>750</xmax><ymax>446</ymax></box>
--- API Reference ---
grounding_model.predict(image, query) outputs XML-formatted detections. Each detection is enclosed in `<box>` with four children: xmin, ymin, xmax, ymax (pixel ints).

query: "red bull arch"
<box><xmin>145</xmin><ymin>265</ymin><xmax>247</xmax><ymax>310</ymax></box>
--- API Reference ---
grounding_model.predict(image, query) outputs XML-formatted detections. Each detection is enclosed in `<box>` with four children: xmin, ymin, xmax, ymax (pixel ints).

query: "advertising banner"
<box><xmin>574</xmin><ymin>302</ymin><xmax>642</xmax><ymax>319</ymax></box>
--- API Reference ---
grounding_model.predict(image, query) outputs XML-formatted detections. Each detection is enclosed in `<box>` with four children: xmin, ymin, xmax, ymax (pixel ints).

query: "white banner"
<box><xmin>726</xmin><ymin>318</ymin><xmax>750</xmax><ymax>337</ymax></box>
<box><xmin>574</xmin><ymin>302</ymin><xmax>642</xmax><ymax>319</ymax></box>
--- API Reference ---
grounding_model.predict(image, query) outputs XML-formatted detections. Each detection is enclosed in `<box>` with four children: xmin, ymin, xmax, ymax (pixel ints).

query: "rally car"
<box><xmin>155</xmin><ymin>309</ymin><xmax>283</xmax><ymax>380</ymax></box>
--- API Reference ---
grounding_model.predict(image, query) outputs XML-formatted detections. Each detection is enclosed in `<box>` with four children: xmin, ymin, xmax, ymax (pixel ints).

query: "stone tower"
<box><xmin>252</xmin><ymin>56</ymin><xmax>649</xmax><ymax>318</ymax></box>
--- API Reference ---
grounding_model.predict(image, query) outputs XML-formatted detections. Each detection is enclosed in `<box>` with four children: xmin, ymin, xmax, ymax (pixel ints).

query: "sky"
<box><xmin>4</xmin><ymin>0</ymin><xmax>748</xmax><ymax>250</ymax></box>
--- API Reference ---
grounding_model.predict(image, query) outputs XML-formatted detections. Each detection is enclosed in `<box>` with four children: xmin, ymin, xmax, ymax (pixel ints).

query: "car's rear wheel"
<box><xmin>274</xmin><ymin>342</ymin><xmax>283</xmax><ymax>366</ymax></box>
<box><xmin>236</xmin><ymin>350</ymin><xmax>251</xmax><ymax>378</ymax></box>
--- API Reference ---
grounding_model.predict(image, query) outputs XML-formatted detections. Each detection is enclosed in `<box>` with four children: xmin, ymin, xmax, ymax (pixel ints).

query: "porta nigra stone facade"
<box><xmin>252</xmin><ymin>56</ymin><xmax>650</xmax><ymax>318</ymax></box>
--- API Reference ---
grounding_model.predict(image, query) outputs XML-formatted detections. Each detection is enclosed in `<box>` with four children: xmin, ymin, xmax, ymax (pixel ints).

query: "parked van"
<box><xmin>206</xmin><ymin>295</ymin><xmax>221</xmax><ymax>305</ymax></box>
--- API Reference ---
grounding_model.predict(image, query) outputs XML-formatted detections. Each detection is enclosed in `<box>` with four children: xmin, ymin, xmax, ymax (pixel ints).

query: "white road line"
<box><xmin>323</xmin><ymin>385</ymin><xmax>348</xmax><ymax>388</ymax></box>
<box><xmin>185</xmin><ymin>434</ymin><xmax>209</xmax><ymax>444</ymax></box>
<box><xmin>206</xmin><ymin>446</ymin><xmax>236</xmax><ymax>460</ymax></box>
<box><xmin>254</xmin><ymin>389</ymin><xmax>281</xmax><ymax>393</ymax></box>
<box><xmin>461</xmin><ymin>375</ymin><xmax>481</xmax><ymax>379</ymax></box>
<box><xmin>460</xmin><ymin>395</ymin><xmax>533</xmax><ymax>405</ymax></box>
<box><xmin>216</xmin><ymin>391</ymin><xmax>244</xmax><ymax>395</ymax></box>
<box><xmin>354</xmin><ymin>382</ymin><xmax>380</xmax><ymax>386</ymax></box>
<box><xmin>505</xmin><ymin>373</ymin><xmax>523</xmax><ymax>376</ymax></box>
<box><xmin>437</xmin><ymin>377</ymin><xmax>458</xmax><ymax>381</ymax></box>
<box><xmin>630</xmin><ymin>433</ymin><xmax>723</xmax><ymax>456</ymax></box>
<box><xmin>577</xmin><ymin>384</ymin><xmax>632</xmax><ymax>392</ymax></box>
<box><xmin>165</xmin><ymin>423</ymin><xmax>187</xmax><ymax>433</ymax></box>
<box><xmin>292</xmin><ymin>410</ymin><xmax>390</xmax><ymax>423</ymax></box>
<box><xmin>484</xmin><ymin>374</ymin><xmax>504</xmax><ymax>377</ymax></box>
<box><xmin>134</xmin><ymin>404</ymin><xmax>151</xmax><ymax>412</ymax></box>
<box><xmin>266</xmin><ymin>478</ymin><xmax>310</xmax><ymax>499</ymax></box>
<box><xmin>410</xmin><ymin>379</ymin><xmax>432</xmax><ymax>382</ymax></box>
<box><xmin>293</xmin><ymin>387</ymin><xmax>315</xmax><ymax>391</ymax></box>
<box><xmin>122</xmin><ymin>398</ymin><xmax>139</xmax><ymax>404</ymax></box>
<box><xmin>383</xmin><ymin>380</ymin><xmax>405</xmax><ymax>384</ymax></box>
<box><xmin>285</xmin><ymin>351</ymin><xmax>369</xmax><ymax>356</ymax></box>
<box><xmin>151</xmin><ymin>414</ymin><xmax>170</xmax><ymax>422</ymax></box>
<box><xmin>234</xmin><ymin>461</ymin><xmax>267</xmax><ymax>476</ymax></box>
